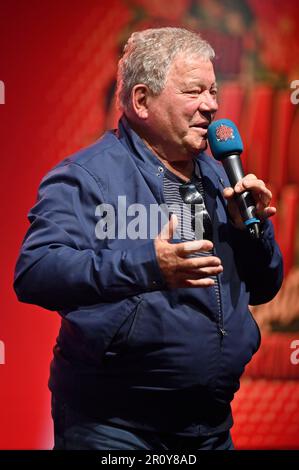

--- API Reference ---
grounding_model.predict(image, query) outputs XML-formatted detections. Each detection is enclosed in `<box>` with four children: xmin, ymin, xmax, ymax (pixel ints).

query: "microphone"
<box><xmin>207</xmin><ymin>118</ymin><xmax>260</xmax><ymax>239</ymax></box>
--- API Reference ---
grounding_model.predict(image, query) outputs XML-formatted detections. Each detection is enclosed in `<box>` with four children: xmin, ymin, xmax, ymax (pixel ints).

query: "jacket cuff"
<box><xmin>230</xmin><ymin>218</ymin><xmax>275</xmax><ymax>260</ymax></box>
<box><xmin>125</xmin><ymin>240</ymin><xmax>166</xmax><ymax>292</ymax></box>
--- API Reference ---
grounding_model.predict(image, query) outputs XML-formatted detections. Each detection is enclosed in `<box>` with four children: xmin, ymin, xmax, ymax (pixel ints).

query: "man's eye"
<box><xmin>210</xmin><ymin>89</ymin><xmax>218</xmax><ymax>96</ymax></box>
<box><xmin>186</xmin><ymin>90</ymin><xmax>201</xmax><ymax>95</ymax></box>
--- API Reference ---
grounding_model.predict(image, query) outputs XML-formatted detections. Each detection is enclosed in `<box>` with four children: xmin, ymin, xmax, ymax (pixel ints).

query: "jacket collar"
<box><xmin>117</xmin><ymin>115</ymin><xmax>164</xmax><ymax>175</ymax></box>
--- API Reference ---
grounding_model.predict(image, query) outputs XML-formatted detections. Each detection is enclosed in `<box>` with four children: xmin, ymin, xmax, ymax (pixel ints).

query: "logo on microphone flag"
<box><xmin>215</xmin><ymin>124</ymin><xmax>235</xmax><ymax>142</ymax></box>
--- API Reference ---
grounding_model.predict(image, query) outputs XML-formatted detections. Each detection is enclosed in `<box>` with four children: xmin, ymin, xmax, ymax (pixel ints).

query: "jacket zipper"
<box><xmin>213</xmin><ymin>246</ymin><xmax>226</xmax><ymax>342</ymax></box>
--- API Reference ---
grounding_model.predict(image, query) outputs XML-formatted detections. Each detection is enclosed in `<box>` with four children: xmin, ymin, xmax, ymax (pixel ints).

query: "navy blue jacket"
<box><xmin>14</xmin><ymin>117</ymin><xmax>283</xmax><ymax>436</ymax></box>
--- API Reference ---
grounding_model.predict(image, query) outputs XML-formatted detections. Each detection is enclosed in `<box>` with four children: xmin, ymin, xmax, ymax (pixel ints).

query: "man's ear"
<box><xmin>131</xmin><ymin>84</ymin><xmax>151</xmax><ymax>119</ymax></box>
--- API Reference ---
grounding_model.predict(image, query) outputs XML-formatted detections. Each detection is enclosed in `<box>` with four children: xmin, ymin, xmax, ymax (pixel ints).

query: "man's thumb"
<box><xmin>159</xmin><ymin>214</ymin><xmax>178</xmax><ymax>241</ymax></box>
<box><xmin>223</xmin><ymin>187</ymin><xmax>234</xmax><ymax>199</ymax></box>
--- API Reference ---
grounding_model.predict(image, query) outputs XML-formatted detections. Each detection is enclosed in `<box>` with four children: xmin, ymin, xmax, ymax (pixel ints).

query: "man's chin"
<box><xmin>200</xmin><ymin>140</ymin><xmax>208</xmax><ymax>152</ymax></box>
<box><xmin>184</xmin><ymin>138</ymin><xmax>208</xmax><ymax>156</ymax></box>
<box><xmin>193</xmin><ymin>140</ymin><xmax>208</xmax><ymax>154</ymax></box>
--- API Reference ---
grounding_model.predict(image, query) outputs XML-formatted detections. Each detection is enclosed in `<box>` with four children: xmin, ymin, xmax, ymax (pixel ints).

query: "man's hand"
<box><xmin>154</xmin><ymin>215</ymin><xmax>223</xmax><ymax>288</ymax></box>
<box><xmin>223</xmin><ymin>173</ymin><xmax>276</xmax><ymax>230</ymax></box>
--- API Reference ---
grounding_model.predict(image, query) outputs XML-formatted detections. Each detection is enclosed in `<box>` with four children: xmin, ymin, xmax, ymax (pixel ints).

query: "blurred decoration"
<box><xmin>232</xmin><ymin>330</ymin><xmax>299</xmax><ymax>449</ymax></box>
<box><xmin>231</xmin><ymin>377</ymin><xmax>299</xmax><ymax>449</ymax></box>
<box><xmin>251</xmin><ymin>268</ymin><xmax>299</xmax><ymax>332</ymax></box>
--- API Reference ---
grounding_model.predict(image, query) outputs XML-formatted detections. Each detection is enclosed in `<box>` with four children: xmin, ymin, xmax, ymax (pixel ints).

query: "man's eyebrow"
<box><xmin>183</xmin><ymin>83</ymin><xmax>218</xmax><ymax>92</ymax></box>
<box><xmin>184</xmin><ymin>79</ymin><xmax>218</xmax><ymax>88</ymax></box>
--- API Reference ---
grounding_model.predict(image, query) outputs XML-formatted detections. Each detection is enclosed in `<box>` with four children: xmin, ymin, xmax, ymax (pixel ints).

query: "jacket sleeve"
<box><xmin>229</xmin><ymin>218</ymin><xmax>283</xmax><ymax>305</ymax></box>
<box><xmin>14</xmin><ymin>161</ymin><xmax>165</xmax><ymax>311</ymax></box>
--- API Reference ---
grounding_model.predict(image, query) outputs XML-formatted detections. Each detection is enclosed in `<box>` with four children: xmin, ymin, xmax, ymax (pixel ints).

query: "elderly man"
<box><xmin>14</xmin><ymin>27</ymin><xmax>283</xmax><ymax>450</ymax></box>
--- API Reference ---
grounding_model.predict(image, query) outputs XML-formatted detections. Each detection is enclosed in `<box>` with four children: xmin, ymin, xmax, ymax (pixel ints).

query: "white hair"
<box><xmin>116</xmin><ymin>27</ymin><xmax>215</xmax><ymax>112</ymax></box>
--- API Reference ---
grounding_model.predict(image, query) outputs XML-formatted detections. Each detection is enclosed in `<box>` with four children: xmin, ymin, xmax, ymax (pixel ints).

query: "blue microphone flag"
<box><xmin>207</xmin><ymin>119</ymin><xmax>243</xmax><ymax>161</ymax></box>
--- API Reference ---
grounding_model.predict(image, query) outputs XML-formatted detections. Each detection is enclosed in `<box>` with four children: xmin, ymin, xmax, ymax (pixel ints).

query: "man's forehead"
<box><xmin>167</xmin><ymin>54</ymin><xmax>216</xmax><ymax>84</ymax></box>
<box><xmin>172</xmin><ymin>53</ymin><xmax>210</xmax><ymax>66</ymax></box>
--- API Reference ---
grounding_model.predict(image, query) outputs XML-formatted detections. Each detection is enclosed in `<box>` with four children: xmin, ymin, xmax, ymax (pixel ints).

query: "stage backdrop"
<box><xmin>1</xmin><ymin>0</ymin><xmax>299</xmax><ymax>449</ymax></box>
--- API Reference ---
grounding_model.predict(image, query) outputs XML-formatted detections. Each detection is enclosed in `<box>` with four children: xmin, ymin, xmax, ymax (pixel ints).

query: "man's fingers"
<box><xmin>244</xmin><ymin>181</ymin><xmax>272</xmax><ymax>205</ymax></box>
<box><xmin>176</xmin><ymin>239</ymin><xmax>213</xmax><ymax>257</ymax></box>
<box><xmin>197</xmin><ymin>265</ymin><xmax>223</xmax><ymax>276</ymax></box>
<box><xmin>223</xmin><ymin>187</ymin><xmax>234</xmax><ymax>199</ymax></box>
<box><xmin>180</xmin><ymin>255</ymin><xmax>221</xmax><ymax>270</ymax></box>
<box><xmin>235</xmin><ymin>174</ymin><xmax>257</xmax><ymax>190</ymax></box>
<box><xmin>180</xmin><ymin>265</ymin><xmax>223</xmax><ymax>279</ymax></box>
<box><xmin>184</xmin><ymin>278</ymin><xmax>215</xmax><ymax>287</ymax></box>
<box><xmin>224</xmin><ymin>176</ymin><xmax>274</xmax><ymax>219</ymax></box>
<box><xmin>262</xmin><ymin>206</ymin><xmax>276</xmax><ymax>218</ymax></box>
<box><xmin>235</xmin><ymin>178</ymin><xmax>272</xmax><ymax>204</ymax></box>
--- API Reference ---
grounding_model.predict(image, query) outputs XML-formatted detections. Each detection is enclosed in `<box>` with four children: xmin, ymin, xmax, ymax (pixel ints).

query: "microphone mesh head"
<box><xmin>207</xmin><ymin>119</ymin><xmax>243</xmax><ymax>161</ymax></box>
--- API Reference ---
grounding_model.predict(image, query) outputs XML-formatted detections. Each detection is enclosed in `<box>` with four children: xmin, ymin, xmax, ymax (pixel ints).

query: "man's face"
<box><xmin>146</xmin><ymin>54</ymin><xmax>218</xmax><ymax>161</ymax></box>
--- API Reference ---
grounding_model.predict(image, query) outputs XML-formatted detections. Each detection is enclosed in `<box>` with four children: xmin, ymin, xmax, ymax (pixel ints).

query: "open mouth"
<box><xmin>190</xmin><ymin>124</ymin><xmax>209</xmax><ymax>136</ymax></box>
<box><xmin>190</xmin><ymin>122</ymin><xmax>209</xmax><ymax>129</ymax></box>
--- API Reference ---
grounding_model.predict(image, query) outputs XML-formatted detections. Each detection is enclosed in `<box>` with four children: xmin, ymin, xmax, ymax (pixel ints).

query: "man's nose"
<box><xmin>199</xmin><ymin>91</ymin><xmax>218</xmax><ymax>113</ymax></box>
